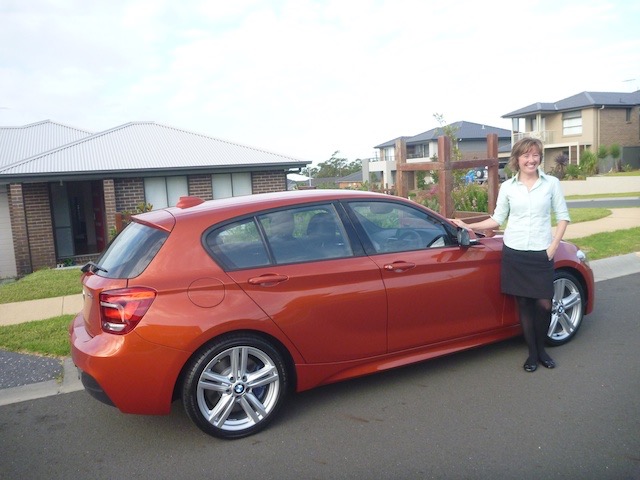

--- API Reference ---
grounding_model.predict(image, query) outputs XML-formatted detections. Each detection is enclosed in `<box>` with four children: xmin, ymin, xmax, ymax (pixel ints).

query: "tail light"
<box><xmin>99</xmin><ymin>287</ymin><xmax>157</xmax><ymax>335</ymax></box>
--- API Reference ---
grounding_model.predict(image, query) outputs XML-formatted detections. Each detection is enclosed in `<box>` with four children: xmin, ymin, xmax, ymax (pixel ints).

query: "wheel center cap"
<box><xmin>234</xmin><ymin>384</ymin><xmax>246</xmax><ymax>395</ymax></box>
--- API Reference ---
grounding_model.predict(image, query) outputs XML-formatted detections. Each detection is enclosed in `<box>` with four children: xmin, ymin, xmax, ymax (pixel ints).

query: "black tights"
<box><xmin>516</xmin><ymin>296</ymin><xmax>553</xmax><ymax>363</ymax></box>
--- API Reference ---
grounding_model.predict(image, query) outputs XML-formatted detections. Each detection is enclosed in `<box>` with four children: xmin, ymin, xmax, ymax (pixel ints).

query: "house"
<box><xmin>0</xmin><ymin>121</ymin><xmax>94</xmax><ymax>279</ymax></box>
<box><xmin>0</xmin><ymin>120</ymin><xmax>309</xmax><ymax>278</ymax></box>
<box><xmin>363</xmin><ymin>121</ymin><xmax>512</xmax><ymax>189</ymax></box>
<box><xmin>502</xmin><ymin>90</ymin><xmax>640</xmax><ymax>172</ymax></box>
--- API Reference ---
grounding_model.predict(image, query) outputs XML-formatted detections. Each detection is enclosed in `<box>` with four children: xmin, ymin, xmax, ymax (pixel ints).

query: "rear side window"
<box><xmin>205</xmin><ymin>204</ymin><xmax>353</xmax><ymax>270</ymax></box>
<box><xmin>97</xmin><ymin>222</ymin><xmax>168</xmax><ymax>278</ymax></box>
<box><xmin>206</xmin><ymin>218</ymin><xmax>271</xmax><ymax>270</ymax></box>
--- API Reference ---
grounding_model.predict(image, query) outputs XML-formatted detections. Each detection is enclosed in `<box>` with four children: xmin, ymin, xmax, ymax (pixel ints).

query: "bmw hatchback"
<box><xmin>70</xmin><ymin>189</ymin><xmax>594</xmax><ymax>439</ymax></box>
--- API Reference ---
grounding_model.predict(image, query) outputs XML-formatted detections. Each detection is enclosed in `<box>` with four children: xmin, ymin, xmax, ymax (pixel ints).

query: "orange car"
<box><xmin>70</xmin><ymin>189</ymin><xmax>594</xmax><ymax>439</ymax></box>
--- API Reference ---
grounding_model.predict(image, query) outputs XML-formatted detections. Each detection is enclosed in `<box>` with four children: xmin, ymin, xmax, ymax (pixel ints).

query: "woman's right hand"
<box><xmin>450</xmin><ymin>218</ymin><xmax>469</xmax><ymax>229</ymax></box>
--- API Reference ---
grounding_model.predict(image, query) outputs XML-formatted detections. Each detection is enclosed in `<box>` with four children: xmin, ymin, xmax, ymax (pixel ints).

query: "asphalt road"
<box><xmin>567</xmin><ymin>196</ymin><xmax>640</xmax><ymax>208</ymax></box>
<box><xmin>1</xmin><ymin>274</ymin><xmax>639</xmax><ymax>480</ymax></box>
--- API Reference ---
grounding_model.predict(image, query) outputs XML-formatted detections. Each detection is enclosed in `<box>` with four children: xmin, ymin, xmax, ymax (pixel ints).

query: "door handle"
<box><xmin>384</xmin><ymin>261</ymin><xmax>416</xmax><ymax>273</ymax></box>
<box><xmin>248</xmin><ymin>274</ymin><xmax>289</xmax><ymax>286</ymax></box>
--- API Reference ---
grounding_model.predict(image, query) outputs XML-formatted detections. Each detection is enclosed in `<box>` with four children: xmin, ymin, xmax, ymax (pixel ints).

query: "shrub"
<box><xmin>580</xmin><ymin>150</ymin><xmax>598</xmax><ymax>176</ymax></box>
<box><xmin>452</xmin><ymin>183</ymin><xmax>488</xmax><ymax>212</ymax></box>
<box><xmin>597</xmin><ymin>145</ymin><xmax>608</xmax><ymax>160</ymax></box>
<box><xmin>417</xmin><ymin>183</ymin><xmax>488</xmax><ymax>213</ymax></box>
<box><xmin>565</xmin><ymin>164</ymin><xmax>582</xmax><ymax>179</ymax></box>
<box><xmin>553</xmin><ymin>153</ymin><xmax>569</xmax><ymax>180</ymax></box>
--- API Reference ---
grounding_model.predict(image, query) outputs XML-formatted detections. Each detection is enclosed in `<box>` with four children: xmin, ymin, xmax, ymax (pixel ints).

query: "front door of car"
<box><xmin>209</xmin><ymin>205</ymin><xmax>388</xmax><ymax>364</ymax></box>
<box><xmin>344</xmin><ymin>200</ymin><xmax>504</xmax><ymax>352</ymax></box>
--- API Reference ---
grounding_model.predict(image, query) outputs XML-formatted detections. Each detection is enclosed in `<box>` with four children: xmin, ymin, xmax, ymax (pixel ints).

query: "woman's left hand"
<box><xmin>546</xmin><ymin>244</ymin><xmax>558</xmax><ymax>260</ymax></box>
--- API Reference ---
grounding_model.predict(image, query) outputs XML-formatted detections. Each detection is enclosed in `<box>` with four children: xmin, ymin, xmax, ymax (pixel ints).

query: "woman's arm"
<box><xmin>548</xmin><ymin>219</ymin><xmax>569</xmax><ymax>259</ymax></box>
<box><xmin>450</xmin><ymin>217</ymin><xmax>500</xmax><ymax>231</ymax></box>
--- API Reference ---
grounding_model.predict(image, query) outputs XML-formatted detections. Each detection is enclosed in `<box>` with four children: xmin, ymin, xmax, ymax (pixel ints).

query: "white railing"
<box><xmin>513</xmin><ymin>130</ymin><xmax>554</xmax><ymax>143</ymax></box>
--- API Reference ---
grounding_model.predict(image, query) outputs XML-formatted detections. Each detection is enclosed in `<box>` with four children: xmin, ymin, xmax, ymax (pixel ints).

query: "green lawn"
<box><xmin>0</xmin><ymin>268</ymin><xmax>82</xmax><ymax>304</ymax></box>
<box><xmin>569</xmin><ymin>227</ymin><xmax>640</xmax><ymax>261</ymax></box>
<box><xmin>0</xmin><ymin>315</ymin><xmax>74</xmax><ymax>357</ymax></box>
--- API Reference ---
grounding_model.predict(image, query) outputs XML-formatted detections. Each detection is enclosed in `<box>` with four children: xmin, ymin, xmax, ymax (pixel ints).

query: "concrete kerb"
<box><xmin>0</xmin><ymin>357</ymin><xmax>82</xmax><ymax>406</ymax></box>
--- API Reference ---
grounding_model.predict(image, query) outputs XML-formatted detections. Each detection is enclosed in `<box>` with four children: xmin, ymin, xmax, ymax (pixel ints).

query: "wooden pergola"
<box><xmin>395</xmin><ymin>133</ymin><xmax>501</xmax><ymax>219</ymax></box>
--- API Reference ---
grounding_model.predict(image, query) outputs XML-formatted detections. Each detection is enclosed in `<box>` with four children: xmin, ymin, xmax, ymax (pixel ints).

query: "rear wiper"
<box><xmin>81</xmin><ymin>262</ymin><xmax>108</xmax><ymax>274</ymax></box>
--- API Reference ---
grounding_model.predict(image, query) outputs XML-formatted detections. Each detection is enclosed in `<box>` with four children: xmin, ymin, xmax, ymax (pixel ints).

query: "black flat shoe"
<box><xmin>523</xmin><ymin>361</ymin><xmax>537</xmax><ymax>372</ymax></box>
<box><xmin>540</xmin><ymin>358</ymin><xmax>556</xmax><ymax>369</ymax></box>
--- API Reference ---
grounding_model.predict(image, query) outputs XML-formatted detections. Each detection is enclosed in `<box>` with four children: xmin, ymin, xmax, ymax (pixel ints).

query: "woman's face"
<box><xmin>518</xmin><ymin>147</ymin><xmax>541</xmax><ymax>175</ymax></box>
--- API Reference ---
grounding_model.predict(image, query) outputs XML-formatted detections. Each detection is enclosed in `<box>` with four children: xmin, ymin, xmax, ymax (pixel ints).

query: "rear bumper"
<box><xmin>70</xmin><ymin>313</ymin><xmax>190</xmax><ymax>415</ymax></box>
<box><xmin>79</xmin><ymin>369</ymin><xmax>115</xmax><ymax>407</ymax></box>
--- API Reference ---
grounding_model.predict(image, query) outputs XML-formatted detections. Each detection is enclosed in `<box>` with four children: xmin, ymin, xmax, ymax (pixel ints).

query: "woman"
<box><xmin>452</xmin><ymin>137</ymin><xmax>570</xmax><ymax>372</ymax></box>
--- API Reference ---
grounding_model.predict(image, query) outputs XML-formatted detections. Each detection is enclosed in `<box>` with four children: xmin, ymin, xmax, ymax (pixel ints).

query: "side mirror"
<box><xmin>457</xmin><ymin>227</ymin><xmax>471</xmax><ymax>247</ymax></box>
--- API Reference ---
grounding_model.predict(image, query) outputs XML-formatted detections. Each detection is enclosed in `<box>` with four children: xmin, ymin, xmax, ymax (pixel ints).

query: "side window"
<box><xmin>206</xmin><ymin>218</ymin><xmax>270</xmax><ymax>270</ymax></box>
<box><xmin>347</xmin><ymin>201</ymin><xmax>451</xmax><ymax>254</ymax></box>
<box><xmin>205</xmin><ymin>204</ymin><xmax>354</xmax><ymax>270</ymax></box>
<box><xmin>258</xmin><ymin>205</ymin><xmax>353</xmax><ymax>264</ymax></box>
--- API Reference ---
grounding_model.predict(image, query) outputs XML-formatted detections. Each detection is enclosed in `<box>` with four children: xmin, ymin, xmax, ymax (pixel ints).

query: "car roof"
<box><xmin>130</xmin><ymin>189</ymin><xmax>413</xmax><ymax>231</ymax></box>
<box><xmin>169</xmin><ymin>189</ymin><xmax>396</xmax><ymax>218</ymax></box>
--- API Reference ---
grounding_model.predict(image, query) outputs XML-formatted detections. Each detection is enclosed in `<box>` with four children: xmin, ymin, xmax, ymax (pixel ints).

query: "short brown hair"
<box><xmin>508</xmin><ymin>137</ymin><xmax>544</xmax><ymax>172</ymax></box>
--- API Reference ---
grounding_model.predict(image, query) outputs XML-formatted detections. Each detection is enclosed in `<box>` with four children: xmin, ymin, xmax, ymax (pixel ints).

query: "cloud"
<box><xmin>1</xmin><ymin>0</ymin><xmax>639</xmax><ymax>162</ymax></box>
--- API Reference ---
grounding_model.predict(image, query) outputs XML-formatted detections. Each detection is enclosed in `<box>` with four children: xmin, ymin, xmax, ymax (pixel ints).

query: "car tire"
<box><xmin>182</xmin><ymin>333</ymin><xmax>289</xmax><ymax>439</ymax></box>
<box><xmin>547</xmin><ymin>271</ymin><xmax>586</xmax><ymax>346</ymax></box>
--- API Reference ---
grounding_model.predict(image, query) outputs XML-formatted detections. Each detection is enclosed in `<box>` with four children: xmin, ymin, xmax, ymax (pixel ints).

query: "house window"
<box><xmin>626</xmin><ymin>108</ymin><xmax>632</xmax><ymax>122</ymax></box>
<box><xmin>144</xmin><ymin>176</ymin><xmax>188</xmax><ymax>209</ymax></box>
<box><xmin>212</xmin><ymin>172</ymin><xmax>252</xmax><ymax>199</ymax></box>
<box><xmin>562</xmin><ymin>111</ymin><xmax>582</xmax><ymax>136</ymax></box>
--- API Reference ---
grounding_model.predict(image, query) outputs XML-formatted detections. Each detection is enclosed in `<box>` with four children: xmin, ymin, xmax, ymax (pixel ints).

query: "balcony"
<box><xmin>513</xmin><ymin>130</ymin><xmax>554</xmax><ymax>144</ymax></box>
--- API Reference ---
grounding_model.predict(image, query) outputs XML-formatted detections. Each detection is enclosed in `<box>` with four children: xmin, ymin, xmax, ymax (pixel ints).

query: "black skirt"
<box><xmin>501</xmin><ymin>245</ymin><xmax>554</xmax><ymax>299</ymax></box>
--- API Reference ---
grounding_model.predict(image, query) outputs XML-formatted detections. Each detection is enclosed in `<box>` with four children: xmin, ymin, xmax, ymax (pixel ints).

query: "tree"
<box><xmin>432</xmin><ymin>113</ymin><xmax>465</xmax><ymax>187</ymax></box>
<box><xmin>610</xmin><ymin>143</ymin><xmax>621</xmax><ymax>171</ymax></box>
<box><xmin>314</xmin><ymin>151</ymin><xmax>361</xmax><ymax>178</ymax></box>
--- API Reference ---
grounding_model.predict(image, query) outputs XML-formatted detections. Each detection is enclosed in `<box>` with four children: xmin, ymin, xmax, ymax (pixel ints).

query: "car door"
<box><xmin>206</xmin><ymin>203</ymin><xmax>387</xmax><ymax>364</ymax></box>
<box><xmin>344</xmin><ymin>199</ymin><xmax>504</xmax><ymax>352</ymax></box>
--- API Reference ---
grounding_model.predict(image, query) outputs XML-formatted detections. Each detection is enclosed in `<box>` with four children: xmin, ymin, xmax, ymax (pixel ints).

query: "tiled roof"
<box><xmin>0</xmin><ymin>121</ymin><xmax>308</xmax><ymax>178</ymax></box>
<box><xmin>502</xmin><ymin>90</ymin><xmax>640</xmax><ymax>117</ymax></box>
<box><xmin>374</xmin><ymin>121</ymin><xmax>510</xmax><ymax>149</ymax></box>
<box><xmin>0</xmin><ymin>120</ymin><xmax>93</xmax><ymax>168</ymax></box>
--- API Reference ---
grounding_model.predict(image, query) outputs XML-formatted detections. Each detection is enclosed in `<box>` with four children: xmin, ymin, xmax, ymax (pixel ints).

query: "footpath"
<box><xmin>1</xmin><ymin>204</ymin><xmax>640</xmax><ymax>407</ymax></box>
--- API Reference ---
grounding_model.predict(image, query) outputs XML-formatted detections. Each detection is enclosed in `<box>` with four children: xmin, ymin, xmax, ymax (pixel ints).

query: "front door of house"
<box><xmin>50</xmin><ymin>180</ymin><xmax>107</xmax><ymax>260</ymax></box>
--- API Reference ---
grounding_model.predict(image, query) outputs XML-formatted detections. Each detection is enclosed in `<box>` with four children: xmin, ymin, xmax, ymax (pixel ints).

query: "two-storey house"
<box><xmin>363</xmin><ymin>121</ymin><xmax>511</xmax><ymax>189</ymax></box>
<box><xmin>502</xmin><ymin>90</ymin><xmax>640</xmax><ymax>172</ymax></box>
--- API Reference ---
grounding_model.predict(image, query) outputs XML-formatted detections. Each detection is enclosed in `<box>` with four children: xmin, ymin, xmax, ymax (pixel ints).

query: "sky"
<box><xmin>1</xmin><ymin>0</ymin><xmax>639</xmax><ymax>165</ymax></box>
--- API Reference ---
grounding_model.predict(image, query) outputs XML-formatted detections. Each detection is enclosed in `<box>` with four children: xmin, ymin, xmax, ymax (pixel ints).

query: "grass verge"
<box><xmin>0</xmin><ymin>268</ymin><xmax>82</xmax><ymax>304</ymax></box>
<box><xmin>568</xmin><ymin>227</ymin><xmax>640</xmax><ymax>261</ymax></box>
<box><xmin>553</xmin><ymin>208</ymin><xmax>610</xmax><ymax>225</ymax></box>
<box><xmin>566</xmin><ymin>191</ymin><xmax>640</xmax><ymax>200</ymax></box>
<box><xmin>0</xmin><ymin>315</ymin><xmax>73</xmax><ymax>357</ymax></box>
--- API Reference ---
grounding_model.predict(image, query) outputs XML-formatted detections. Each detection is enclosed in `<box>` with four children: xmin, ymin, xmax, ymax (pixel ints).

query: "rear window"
<box><xmin>96</xmin><ymin>222</ymin><xmax>169</xmax><ymax>278</ymax></box>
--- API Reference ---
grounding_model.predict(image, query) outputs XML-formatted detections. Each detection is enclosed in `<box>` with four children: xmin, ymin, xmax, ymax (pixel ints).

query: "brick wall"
<box><xmin>600</xmin><ymin>108</ymin><xmax>640</xmax><ymax>147</ymax></box>
<box><xmin>22</xmin><ymin>183</ymin><xmax>56</xmax><ymax>271</ymax></box>
<box><xmin>114</xmin><ymin>178</ymin><xmax>145</xmax><ymax>212</ymax></box>
<box><xmin>8</xmin><ymin>184</ymin><xmax>31</xmax><ymax>276</ymax></box>
<box><xmin>252</xmin><ymin>171</ymin><xmax>287</xmax><ymax>194</ymax></box>
<box><xmin>188</xmin><ymin>175</ymin><xmax>213</xmax><ymax>200</ymax></box>
<box><xmin>103</xmin><ymin>179</ymin><xmax>117</xmax><ymax>241</ymax></box>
